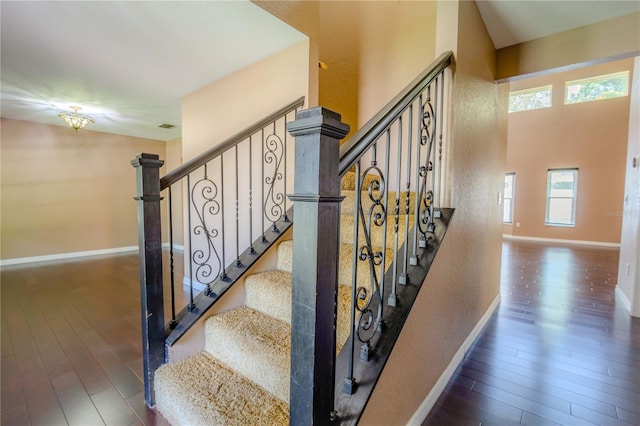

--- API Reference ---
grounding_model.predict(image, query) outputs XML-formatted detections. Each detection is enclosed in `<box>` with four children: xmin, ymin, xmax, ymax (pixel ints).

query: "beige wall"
<box><xmin>361</xmin><ymin>1</ymin><xmax>506</xmax><ymax>423</ymax></box>
<box><xmin>0</xmin><ymin>118</ymin><xmax>167</xmax><ymax>261</ymax></box>
<box><xmin>165</xmin><ymin>137</ymin><xmax>184</xmax><ymax>246</ymax></box>
<box><xmin>253</xmin><ymin>1</ymin><xmax>320</xmax><ymax>107</ymax></box>
<box><xmin>618</xmin><ymin>57</ymin><xmax>640</xmax><ymax>317</ymax></box>
<box><xmin>497</xmin><ymin>13</ymin><xmax>640</xmax><ymax>81</ymax></box>
<box><xmin>505</xmin><ymin>59</ymin><xmax>633</xmax><ymax>244</ymax></box>
<box><xmin>355</xmin><ymin>1</ymin><xmax>437</xmax><ymax>127</ymax></box>
<box><xmin>181</xmin><ymin>40</ymin><xmax>309</xmax><ymax>161</ymax></box>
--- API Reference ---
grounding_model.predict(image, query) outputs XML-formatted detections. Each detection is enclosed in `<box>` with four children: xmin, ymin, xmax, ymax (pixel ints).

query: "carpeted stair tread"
<box><xmin>340</xmin><ymin>214</ymin><xmax>415</xmax><ymax>249</ymax></box>
<box><xmin>341</xmin><ymin>189</ymin><xmax>416</xmax><ymax>217</ymax></box>
<box><xmin>245</xmin><ymin>270</ymin><xmax>293</xmax><ymax>324</ymax></box>
<box><xmin>243</xmin><ymin>269</ymin><xmax>353</xmax><ymax>351</ymax></box>
<box><xmin>155</xmin><ymin>351</ymin><xmax>288</xmax><ymax>426</ymax></box>
<box><xmin>205</xmin><ymin>307</ymin><xmax>290</xmax><ymax>403</ymax></box>
<box><xmin>278</xmin><ymin>240</ymin><xmax>395</xmax><ymax>290</ymax></box>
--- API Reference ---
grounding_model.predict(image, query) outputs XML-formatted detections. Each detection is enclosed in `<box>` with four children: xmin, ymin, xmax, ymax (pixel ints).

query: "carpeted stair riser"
<box><xmin>341</xmin><ymin>190</ymin><xmax>417</xmax><ymax>218</ymax></box>
<box><xmin>155</xmin><ymin>352</ymin><xmax>288</xmax><ymax>426</ymax></box>
<box><xmin>204</xmin><ymin>307</ymin><xmax>290</xmax><ymax>403</ymax></box>
<box><xmin>340</xmin><ymin>214</ymin><xmax>416</xmax><ymax>248</ymax></box>
<box><xmin>244</xmin><ymin>269</ymin><xmax>353</xmax><ymax>351</ymax></box>
<box><xmin>277</xmin><ymin>240</ymin><xmax>395</xmax><ymax>290</ymax></box>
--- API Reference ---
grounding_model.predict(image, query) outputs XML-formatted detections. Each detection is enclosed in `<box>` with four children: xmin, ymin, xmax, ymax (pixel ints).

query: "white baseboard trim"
<box><xmin>0</xmin><ymin>246</ymin><xmax>139</xmax><ymax>267</ymax></box>
<box><xmin>182</xmin><ymin>276</ymin><xmax>207</xmax><ymax>293</ymax></box>
<box><xmin>503</xmin><ymin>234</ymin><xmax>620</xmax><ymax>248</ymax></box>
<box><xmin>163</xmin><ymin>243</ymin><xmax>184</xmax><ymax>252</ymax></box>
<box><xmin>616</xmin><ymin>285</ymin><xmax>632</xmax><ymax>315</ymax></box>
<box><xmin>407</xmin><ymin>293</ymin><xmax>501</xmax><ymax>426</ymax></box>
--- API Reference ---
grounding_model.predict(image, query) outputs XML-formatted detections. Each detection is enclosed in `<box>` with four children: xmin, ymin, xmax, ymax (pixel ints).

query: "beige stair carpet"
<box><xmin>244</xmin><ymin>268</ymin><xmax>353</xmax><ymax>351</ymax></box>
<box><xmin>277</xmin><ymin>240</ymin><xmax>395</xmax><ymax>290</ymax></box>
<box><xmin>155</xmin><ymin>351</ymin><xmax>288</xmax><ymax>426</ymax></box>
<box><xmin>204</xmin><ymin>307</ymin><xmax>290</xmax><ymax>403</ymax></box>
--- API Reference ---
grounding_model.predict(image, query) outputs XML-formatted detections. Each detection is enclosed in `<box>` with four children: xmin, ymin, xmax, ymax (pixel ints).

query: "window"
<box><xmin>546</xmin><ymin>169</ymin><xmax>578</xmax><ymax>226</ymax></box>
<box><xmin>565</xmin><ymin>71</ymin><xmax>629</xmax><ymax>104</ymax></box>
<box><xmin>508</xmin><ymin>85</ymin><xmax>552</xmax><ymax>113</ymax></box>
<box><xmin>503</xmin><ymin>173</ymin><xmax>515</xmax><ymax>223</ymax></box>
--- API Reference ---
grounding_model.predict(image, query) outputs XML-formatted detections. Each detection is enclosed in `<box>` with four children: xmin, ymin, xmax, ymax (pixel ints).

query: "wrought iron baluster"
<box><xmin>354</xmin><ymin>150</ymin><xmax>386</xmax><ymax>359</ymax></box>
<box><xmin>427</xmin><ymin>77</ymin><xmax>442</xmax><ymax>232</ymax></box>
<box><xmin>186</xmin><ymin>174</ymin><xmax>195</xmax><ymax>311</ymax></box>
<box><xmin>264</xmin><ymin>121</ymin><xmax>285</xmax><ymax>233</ymax></box>
<box><xmin>400</xmin><ymin>107</ymin><xmax>413</xmax><ymax>278</ymax></box>
<box><xmin>392</xmin><ymin>116</ymin><xmax>404</xmax><ymax>292</ymax></box>
<box><xmin>436</xmin><ymin>71</ymin><xmax>446</xmax><ymax>214</ymax></box>
<box><xmin>411</xmin><ymin>96</ymin><xmax>423</xmax><ymax>261</ymax></box>
<box><xmin>168</xmin><ymin>186</ymin><xmax>177</xmax><ymax>328</ymax></box>
<box><xmin>219</xmin><ymin>160</ymin><xmax>228</xmax><ymax>281</ymax></box>
<box><xmin>344</xmin><ymin>160</ymin><xmax>361</xmax><ymax>396</ymax></box>
<box><xmin>417</xmin><ymin>86</ymin><xmax>436</xmax><ymax>243</ymax></box>
<box><xmin>261</xmin><ymin>128</ymin><xmax>267</xmax><ymax>243</ymax></box>
<box><xmin>235</xmin><ymin>145</ymin><xmax>242</xmax><ymax>268</ymax></box>
<box><xmin>283</xmin><ymin>116</ymin><xmax>290</xmax><ymax>222</ymax></box>
<box><xmin>249</xmin><ymin>135</ymin><xmax>255</xmax><ymax>254</ymax></box>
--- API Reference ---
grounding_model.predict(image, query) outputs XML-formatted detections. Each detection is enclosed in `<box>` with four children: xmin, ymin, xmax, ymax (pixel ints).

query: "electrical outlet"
<box><xmin>516</xmin><ymin>222</ymin><xmax>521</xmax><ymax>228</ymax></box>
<box><xmin>633</xmin><ymin>155</ymin><xmax>640</xmax><ymax>169</ymax></box>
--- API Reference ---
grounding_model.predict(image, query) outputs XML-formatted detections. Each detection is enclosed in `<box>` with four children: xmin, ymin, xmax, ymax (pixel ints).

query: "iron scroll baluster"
<box><xmin>190</xmin><ymin>164</ymin><xmax>223</xmax><ymax>295</ymax></box>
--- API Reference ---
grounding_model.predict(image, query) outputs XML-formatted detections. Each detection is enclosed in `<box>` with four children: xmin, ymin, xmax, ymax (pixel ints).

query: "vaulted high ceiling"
<box><xmin>1</xmin><ymin>1</ymin><xmax>638</xmax><ymax>141</ymax></box>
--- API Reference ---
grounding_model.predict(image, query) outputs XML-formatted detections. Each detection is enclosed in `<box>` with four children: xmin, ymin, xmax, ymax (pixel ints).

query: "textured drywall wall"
<box><xmin>1</xmin><ymin>118</ymin><xmax>166</xmax><ymax>260</ymax></box>
<box><xmin>497</xmin><ymin>12</ymin><xmax>640</xmax><ymax>81</ymax></box>
<box><xmin>506</xmin><ymin>58</ymin><xmax>633</xmax><ymax>244</ymax></box>
<box><xmin>617</xmin><ymin>56</ymin><xmax>640</xmax><ymax>316</ymax></box>
<box><xmin>360</xmin><ymin>0</ymin><xmax>506</xmax><ymax>423</ymax></box>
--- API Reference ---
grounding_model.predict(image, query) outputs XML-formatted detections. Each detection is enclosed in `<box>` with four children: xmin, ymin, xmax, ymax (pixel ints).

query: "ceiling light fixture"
<box><xmin>58</xmin><ymin>106</ymin><xmax>94</xmax><ymax>132</ymax></box>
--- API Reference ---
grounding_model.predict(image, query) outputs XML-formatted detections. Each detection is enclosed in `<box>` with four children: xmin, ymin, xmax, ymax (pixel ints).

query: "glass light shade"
<box><xmin>58</xmin><ymin>106</ymin><xmax>94</xmax><ymax>132</ymax></box>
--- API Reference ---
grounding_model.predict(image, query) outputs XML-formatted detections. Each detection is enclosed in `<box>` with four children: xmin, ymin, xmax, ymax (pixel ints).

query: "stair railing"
<box><xmin>288</xmin><ymin>51</ymin><xmax>453</xmax><ymax>424</ymax></box>
<box><xmin>132</xmin><ymin>96</ymin><xmax>304</xmax><ymax>407</ymax></box>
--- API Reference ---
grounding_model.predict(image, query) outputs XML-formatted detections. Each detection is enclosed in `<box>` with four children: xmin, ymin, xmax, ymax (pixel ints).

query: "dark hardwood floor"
<box><xmin>424</xmin><ymin>240</ymin><xmax>640</xmax><ymax>426</ymax></box>
<box><xmin>1</xmin><ymin>251</ymin><xmax>187</xmax><ymax>426</ymax></box>
<box><xmin>1</xmin><ymin>240</ymin><xmax>637</xmax><ymax>425</ymax></box>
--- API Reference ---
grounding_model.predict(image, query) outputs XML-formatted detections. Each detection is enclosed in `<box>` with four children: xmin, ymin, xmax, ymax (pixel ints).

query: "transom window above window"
<box><xmin>565</xmin><ymin>71</ymin><xmax>629</xmax><ymax>104</ymax></box>
<box><xmin>508</xmin><ymin>85</ymin><xmax>552</xmax><ymax>113</ymax></box>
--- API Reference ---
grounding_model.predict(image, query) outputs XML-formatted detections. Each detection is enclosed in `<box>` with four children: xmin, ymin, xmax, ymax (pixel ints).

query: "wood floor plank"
<box><xmin>51</xmin><ymin>371</ymin><xmax>105</xmax><ymax>426</ymax></box>
<box><xmin>424</xmin><ymin>240</ymin><xmax>639</xmax><ymax>426</ymax></box>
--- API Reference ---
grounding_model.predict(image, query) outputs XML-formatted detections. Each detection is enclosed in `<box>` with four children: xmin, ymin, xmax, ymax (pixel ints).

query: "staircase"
<box><xmin>153</xmin><ymin>173</ymin><xmax>413</xmax><ymax>425</ymax></box>
<box><xmin>132</xmin><ymin>51</ymin><xmax>453</xmax><ymax>424</ymax></box>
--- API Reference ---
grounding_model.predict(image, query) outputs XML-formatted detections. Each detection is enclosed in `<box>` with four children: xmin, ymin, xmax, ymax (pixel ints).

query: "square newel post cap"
<box><xmin>287</xmin><ymin>107</ymin><xmax>350</xmax><ymax>139</ymax></box>
<box><xmin>131</xmin><ymin>153</ymin><xmax>164</xmax><ymax>168</ymax></box>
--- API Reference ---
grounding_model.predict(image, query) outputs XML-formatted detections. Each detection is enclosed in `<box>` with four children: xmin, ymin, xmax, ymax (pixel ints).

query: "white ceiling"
<box><xmin>0</xmin><ymin>1</ymin><xmax>306</xmax><ymax>141</ymax></box>
<box><xmin>1</xmin><ymin>1</ymin><xmax>638</xmax><ymax>141</ymax></box>
<box><xmin>477</xmin><ymin>0</ymin><xmax>640</xmax><ymax>49</ymax></box>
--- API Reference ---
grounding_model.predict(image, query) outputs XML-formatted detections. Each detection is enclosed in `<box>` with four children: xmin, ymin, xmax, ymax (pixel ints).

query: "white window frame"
<box><xmin>503</xmin><ymin>173</ymin><xmax>515</xmax><ymax>224</ymax></box>
<box><xmin>508</xmin><ymin>85</ymin><xmax>552</xmax><ymax>113</ymax></box>
<box><xmin>564</xmin><ymin>71</ymin><xmax>629</xmax><ymax>105</ymax></box>
<box><xmin>545</xmin><ymin>168</ymin><xmax>578</xmax><ymax>227</ymax></box>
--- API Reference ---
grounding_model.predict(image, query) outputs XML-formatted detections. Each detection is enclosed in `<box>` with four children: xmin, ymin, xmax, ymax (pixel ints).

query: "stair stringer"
<box><xmin>167</xmin><ymin>227</ymin><xmax>293</xmax><ymax>363</ymax></box>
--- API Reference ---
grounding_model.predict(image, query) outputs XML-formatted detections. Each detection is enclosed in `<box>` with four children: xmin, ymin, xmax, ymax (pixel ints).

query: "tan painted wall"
<box><xmin>253</xmin><ymin>0</ymin><xmax>320</xmax><ymax>107</ymax></box>
<box><xmin>497</xmin><ymin>12</ymin><xmax>640</xmax><ymax>81</ymax></box>
<box><xmin>360</xmin><ymin>1</ymin><xmax>506</xmax><ymax>423</ymax></box>
<box><xmin>165</xmin><ymin>137</ymin><xmax>184</xmax><ymax>246</ymax></box>
<box><xmin>181</xmin><ymin>40</ymin><xmax>309</xmax><ymax>161</ymax></box>
<box><xmin>505</xmin><ymin>59</ymin><xmax>633</xmax><ymax>244</ymax></box>
<box><xmin>617</xmin><ymin>57</ymin><xmax>640</xmax><ymax>316</ymax></box>
<box><xmin>356</xmin><ymin>1</ymin><xmax>437</xmax><ymax>127</ymax></box>
<box><xmin>0</xmin><ymin>118</ymin><xmax>167</xmax><ymax>260</ymax></box>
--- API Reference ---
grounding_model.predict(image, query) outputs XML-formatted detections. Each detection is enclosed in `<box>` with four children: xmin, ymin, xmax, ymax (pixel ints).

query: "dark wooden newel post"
<box><xmin>131</xmin><ymin>153</ymin><xmax>166</xmax><ymax>407</ymax></box>
<box><xmin>287</xmin><ymin>108</ymin><xmax>349</xmax><ymax>425</ymax></box>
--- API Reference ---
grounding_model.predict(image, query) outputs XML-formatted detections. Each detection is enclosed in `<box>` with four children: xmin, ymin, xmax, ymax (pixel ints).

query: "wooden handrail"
<box><xmin>160</xmin><ymin>96</ymin><xmax>305</xmax><ymax>189</ymax></box>
<box><xmin>338</xmin><ymin>51</ymin><xmax>453</xmax><ymax>175</ymax></box>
